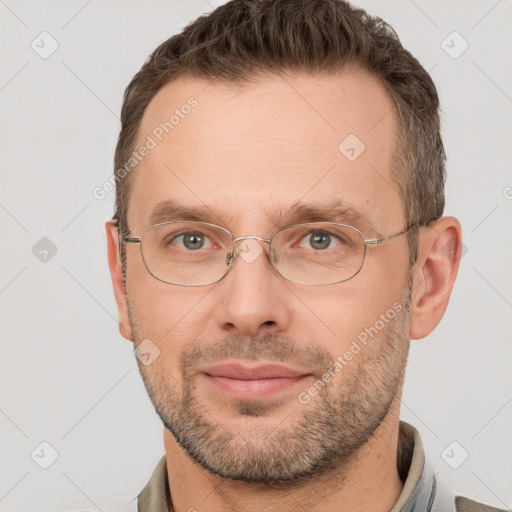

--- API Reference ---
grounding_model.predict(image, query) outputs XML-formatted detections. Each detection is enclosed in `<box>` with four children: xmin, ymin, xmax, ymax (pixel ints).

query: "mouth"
<box><xmin>200</xmin><ymin>362</ymin><xmax>312</xmax><ymax>400</ymax></box>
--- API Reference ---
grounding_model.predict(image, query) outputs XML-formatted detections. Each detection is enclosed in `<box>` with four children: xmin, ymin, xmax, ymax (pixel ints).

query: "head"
<box><xmin>106</xmin><ymin>0</ymin><xmax>461</xmax><ymax>484</ymax></box>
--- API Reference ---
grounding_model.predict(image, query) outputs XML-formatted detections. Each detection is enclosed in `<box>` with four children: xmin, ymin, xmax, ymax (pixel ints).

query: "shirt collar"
<box><xmin>136</xmin><ymin>420</ymin><xmax>436</xmax><ymax>512</ymax></box>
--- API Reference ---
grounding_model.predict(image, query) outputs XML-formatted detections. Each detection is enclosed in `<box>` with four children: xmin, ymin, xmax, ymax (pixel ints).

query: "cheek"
<box><xmin>125</xmin><ymin>251</ymin><xmax>219</xmax><ymax>373</ymax></box>
<box><xmin>128</xmin><ymin>274</ymin><xmax>211</xmax><ymax>357</ymax></box>
<box><xmin>299</xmin><ymin>258</ymin><xmax>408</xmax><ymax>354</ymax></box>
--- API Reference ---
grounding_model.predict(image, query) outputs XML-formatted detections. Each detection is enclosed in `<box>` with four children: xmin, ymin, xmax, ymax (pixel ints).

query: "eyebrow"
<box><xmin>145</xmin><ymin>198</ymin><xmax>377</xmax><ymax>236</ymax></box>
<box><xmin>147</xmin><ymin>199</ymin><xmax>238</xmax><ymax>229</ymax></box>
<box><xmin>269</xmin><ymin>200</ymin><xmax>376</xmax><ymax>234</ymax></box>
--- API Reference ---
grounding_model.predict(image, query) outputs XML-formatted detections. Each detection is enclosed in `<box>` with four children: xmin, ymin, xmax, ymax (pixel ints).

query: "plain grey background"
<box><xmin>1</xmin><ymin>0</ymin><xmax>511</xmax><ymax>510</ymax></box>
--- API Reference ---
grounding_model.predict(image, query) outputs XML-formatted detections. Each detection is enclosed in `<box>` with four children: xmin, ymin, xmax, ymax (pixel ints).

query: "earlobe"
<box><xmin>105</xmin><ymin>220</ymin><xmax>133</xmax><ymax>342</ymax></box>
<box><xmin>409</xmin><ymin>217</ymin><xmax>462</xmax><ymax>340</ymax></box>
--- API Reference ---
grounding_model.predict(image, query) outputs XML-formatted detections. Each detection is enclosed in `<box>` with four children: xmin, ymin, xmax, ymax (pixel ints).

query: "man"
<box><xmin>105</xmin><ymin>1</ymin><xmax>505</xmax><ymax>511</ymax></box>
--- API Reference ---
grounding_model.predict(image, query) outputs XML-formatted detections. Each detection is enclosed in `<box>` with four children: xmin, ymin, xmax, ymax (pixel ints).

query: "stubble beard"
<box><xmin>129</xmin><ymin>289</ymin><xmax>411</xmax><ymax>485</ymax></box>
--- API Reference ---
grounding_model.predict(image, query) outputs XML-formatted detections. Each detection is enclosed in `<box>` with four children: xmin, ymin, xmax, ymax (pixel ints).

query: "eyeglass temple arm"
<box><xmin>115</xmin><ymin>220</ymin><xmax>140</xmax><ymax>255</ymax></box>
<box><xmin>364</xmin><ymin>224</ymin><xmax>421</xmax><ymax>245</ymax></box>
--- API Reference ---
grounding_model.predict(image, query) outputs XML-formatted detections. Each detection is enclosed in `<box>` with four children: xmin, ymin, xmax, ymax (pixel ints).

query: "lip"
<box><xmin>200</xmin><ymin>363</ymin><xmax>312</xmax><ymax>400</ymax></box>
<box><xmin>203</xmin><ymin>363</ymin><xmax>307</xmax><ymax>380</ymax></box>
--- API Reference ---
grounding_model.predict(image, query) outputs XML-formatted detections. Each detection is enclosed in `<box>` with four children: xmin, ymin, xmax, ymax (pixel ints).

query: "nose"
<box><xmin>214</xmin><ymin>237</ymin><xmax>292</xmax><ymax>337</ymax></box>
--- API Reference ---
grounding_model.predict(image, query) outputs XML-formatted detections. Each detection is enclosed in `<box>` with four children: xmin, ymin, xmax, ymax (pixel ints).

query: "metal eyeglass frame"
<box><xmin>120</xmin><ymin>221</ymin><xmax>422</xmax><ymax>287</ymax></box>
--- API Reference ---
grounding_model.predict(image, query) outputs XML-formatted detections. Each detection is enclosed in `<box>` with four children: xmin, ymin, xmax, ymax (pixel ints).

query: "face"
<box><xmin>122</xmin><ymin>69</ymin><xmax>413</xmax><ymax>483</ymax></box>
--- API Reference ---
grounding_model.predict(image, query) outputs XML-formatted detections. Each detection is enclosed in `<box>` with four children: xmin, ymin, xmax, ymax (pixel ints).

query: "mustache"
<box><xmin>180</xmin><ymin>332</ymin><xmax>334</xmax><ymax>378</ymax></box>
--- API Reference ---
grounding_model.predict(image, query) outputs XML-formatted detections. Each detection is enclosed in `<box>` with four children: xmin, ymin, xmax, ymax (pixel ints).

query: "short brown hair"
<box><xmin>113</xmin><ymin>0</ymin><xmax>445</xmax><ymax>275</ymax></box>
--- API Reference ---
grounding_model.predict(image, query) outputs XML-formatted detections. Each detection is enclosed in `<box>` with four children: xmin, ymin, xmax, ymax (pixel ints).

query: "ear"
<box><xmin>409</xmin><ymin>217</ymin><xmax>462</xmax><ymax>340</ymax></box>
<box><xmin>105</xmin><ymin>220</ymin><xmax>133</xmax><ymax>342</ymax></box>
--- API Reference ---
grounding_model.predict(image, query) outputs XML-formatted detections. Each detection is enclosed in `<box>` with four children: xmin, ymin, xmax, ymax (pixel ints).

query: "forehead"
<box><xmin>128</xmin><ymin>69</ymin><xmax>403</xmax><ymax>235</ymax></box>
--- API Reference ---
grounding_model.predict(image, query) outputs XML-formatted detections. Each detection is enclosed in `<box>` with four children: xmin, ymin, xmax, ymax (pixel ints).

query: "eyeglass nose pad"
<box><xmin>271</xmin><ymin>248</ymin><xmax>279</xmax><ymax>265</ymax></box>
<box><xmin>226</xmin><ymin>252</ymin><xmax>234</xmax><ymax>266</ymax></box>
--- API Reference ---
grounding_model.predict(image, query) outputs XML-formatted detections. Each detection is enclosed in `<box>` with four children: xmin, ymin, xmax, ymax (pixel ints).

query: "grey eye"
<box><xmin>182</xmin><ymin>232</ymin><xmax>205</xmax><ymax>250</ymax></box>
<box><xmin>308</xmin><ymin>231</ymin><xmax>331</xmax><ymax>250</ymax></box>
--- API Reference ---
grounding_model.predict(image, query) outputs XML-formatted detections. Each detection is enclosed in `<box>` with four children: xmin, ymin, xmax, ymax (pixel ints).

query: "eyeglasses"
<box><xmin>121</xmin><ymin>221</ymin><xmax>420</xmax><ymax>286</ymax></box>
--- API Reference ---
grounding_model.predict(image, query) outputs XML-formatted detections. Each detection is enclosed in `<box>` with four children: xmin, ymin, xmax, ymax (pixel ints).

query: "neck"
<box><xmin>163</xmin><ymin>412</ymin><xmax>403</xmax><ymax>512</ymax></box>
